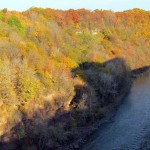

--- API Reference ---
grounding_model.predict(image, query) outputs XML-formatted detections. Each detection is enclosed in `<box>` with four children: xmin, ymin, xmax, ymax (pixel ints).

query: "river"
<box><xmin>83</xmin><ymin>72</ymin><xmax>150</xmax><ymax>150</ymax></box>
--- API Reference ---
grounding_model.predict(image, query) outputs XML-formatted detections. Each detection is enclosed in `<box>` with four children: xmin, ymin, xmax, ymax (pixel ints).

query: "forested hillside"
<box><xmin>0</xmin><ymin>8</ymin><xmax>149</xmax><ymax>149</ymax></box>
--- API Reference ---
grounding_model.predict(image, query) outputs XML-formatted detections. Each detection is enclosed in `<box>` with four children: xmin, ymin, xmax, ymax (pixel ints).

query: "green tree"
<box><xmin>8</xmin><ymin>16</ymin><xmax>25</xmax><ymax>35</ymax></box>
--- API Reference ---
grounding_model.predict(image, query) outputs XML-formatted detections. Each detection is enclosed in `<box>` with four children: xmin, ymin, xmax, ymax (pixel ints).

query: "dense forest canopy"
<box><xmin>0</xmin><ymin>7</ymin><xmax>149</xmax><ymax>149</ymax></box>
<box><xmin>0</xmin><ymin>8</ymin><xmax>149</xmax><ymax>68</ymax></box>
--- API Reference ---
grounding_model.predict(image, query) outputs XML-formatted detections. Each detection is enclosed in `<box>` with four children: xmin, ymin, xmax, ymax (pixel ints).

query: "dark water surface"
<box><xmin>83</xmin><ymin>73</ymin><xmax>150</xmax><ymax>150</ymax></box>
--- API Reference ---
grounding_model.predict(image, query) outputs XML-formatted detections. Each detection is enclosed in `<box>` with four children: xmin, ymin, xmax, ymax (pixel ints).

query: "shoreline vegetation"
<box><xmin>78</xmin><ymin>67</ymin><xmax>150</xmax><ymax>150</ymax></box>
<box><xmin>1</xmin><ymin>61</ymin><xmax>149</xmax><ymax>150</ymax></box>
<box><xmin>0</xmin><ymin>58</ymin><xmax>133</xmax><ymax>150</ymax></box>
<box><xmin>0</xmin><ymin>7</ymin><xmax>149</xmax><ymax>150</ymax></box>
<box><xmin>59</xmin><ymin>66</ymin><xmax>150</xmax><ymax>150</ymax></box>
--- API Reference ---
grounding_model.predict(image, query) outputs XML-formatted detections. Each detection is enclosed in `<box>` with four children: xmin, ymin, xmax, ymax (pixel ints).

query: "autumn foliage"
<box><xmin>0</xmin><ymin>7</ymin><xmax>149</xmax><ymax>149</ymax></box>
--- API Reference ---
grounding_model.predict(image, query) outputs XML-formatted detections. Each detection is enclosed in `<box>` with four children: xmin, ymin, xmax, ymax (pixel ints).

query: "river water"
<box><xmin>83</xmin><ymin>72</ymin><xmax>150</xmax><ymax>150</ymax></box>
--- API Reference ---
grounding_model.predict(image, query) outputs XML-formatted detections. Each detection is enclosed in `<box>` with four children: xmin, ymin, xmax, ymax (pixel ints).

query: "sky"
<box><xmin>0</xmin><ymin>0</ymin><xmax>149</xmax><ymax>12</ymax></box>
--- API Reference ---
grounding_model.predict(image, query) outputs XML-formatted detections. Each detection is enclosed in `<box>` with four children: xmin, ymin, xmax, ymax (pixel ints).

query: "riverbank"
<box><xmin>57</xmin><ymin>59</ymin><xmax>132</xmax><ymax>150</ymax></box>
<box><xmin>59</xmin><ymin>80</ymin><xmax>133</xmax><ymax>149</ymax></box>
<box><xmin>59</xmin><ymin>89</ymin><xmax>131</xmax><ymax>150</ymax></box>
<box><xmin>81</xmin><ymin>68</ymin><xmax>150</xmax><ymax>150</ymax></box>
<box><xmin>0</xmin><ymin>58</ymin><xmax>132</xmax><ymax>150</ymax></box>
<box><xmin>64</xmin><ymin>68</ymin><xmax>150</xmax><ymax>150</ymax></box>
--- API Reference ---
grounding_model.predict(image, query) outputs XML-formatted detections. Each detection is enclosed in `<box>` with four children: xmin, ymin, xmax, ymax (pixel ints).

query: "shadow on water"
<box><xmin>0</xmin><ymin>57</ymin><xmax>149</xmax><ymax>150</ymax></box>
